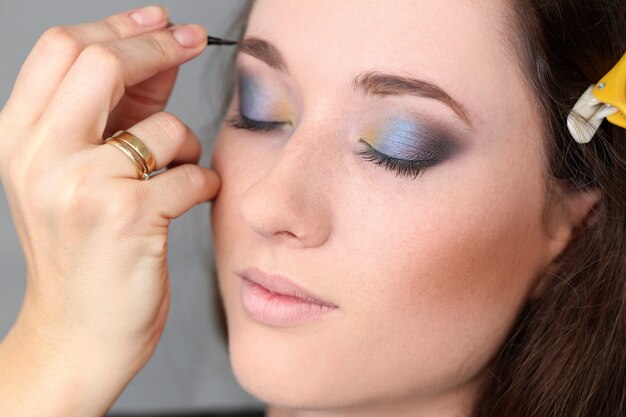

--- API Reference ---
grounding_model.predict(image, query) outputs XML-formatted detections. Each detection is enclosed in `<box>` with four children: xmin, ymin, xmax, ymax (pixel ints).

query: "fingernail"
<box><xmin>130</xmin><ymin>5</ymin><xmax>168</xmax><ymax>26</ymax></box>
<box><xmin>172</xmin><ymin>24</ymin><xmax>205</xmax><ymax>48</ymax></box>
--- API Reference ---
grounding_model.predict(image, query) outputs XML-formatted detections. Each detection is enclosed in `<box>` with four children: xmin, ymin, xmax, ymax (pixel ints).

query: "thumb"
<box><xmin>144</xmin><ymin>164</ymin><xmax>221</xmax><ymax>219</ymax></box>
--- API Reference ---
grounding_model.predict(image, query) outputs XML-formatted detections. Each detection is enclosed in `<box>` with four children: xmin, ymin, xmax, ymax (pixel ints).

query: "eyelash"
<box><xmin>226</xmin><ymin>112</ymin><xmax>287</xmax><ymax>132</ymax></box>
<box><xmin>226</xmin><ymin>112</ymin><xmax>428</xmax><ymax>180</ymax></box>
<box><xmin>356</xmin><ymin>140</ymin><xmax>427</xmax><ymax>180</ymax></box>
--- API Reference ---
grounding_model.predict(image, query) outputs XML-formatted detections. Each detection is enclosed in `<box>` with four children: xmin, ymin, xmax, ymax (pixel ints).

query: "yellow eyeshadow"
<box><xmin>361</xmin><ymin>123</ymin><xmax>381</xmax><ymax>145</ymax></box>
<box><xmin>270</xmin><ymin>98</ymin><xmax>294</xmax><ymax>121</ymax></box>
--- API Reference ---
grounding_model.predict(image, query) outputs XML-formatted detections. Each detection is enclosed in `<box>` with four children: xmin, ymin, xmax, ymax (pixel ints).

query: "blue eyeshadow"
<box><xmin>238</xmin><ymin>72</ymin><xmax>283</xmax><ymax>121</ymax></box>
<box><xmin>373</xmin><ymin>116</ymin><xmax>455</xmax><ymax>161</ymax></box>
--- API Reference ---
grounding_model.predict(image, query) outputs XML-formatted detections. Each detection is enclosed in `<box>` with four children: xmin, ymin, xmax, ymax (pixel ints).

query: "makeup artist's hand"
<box><xmin>0</xmin><ymin>5</ymin><xmax>220</xmax><ymax>416</ymax></box>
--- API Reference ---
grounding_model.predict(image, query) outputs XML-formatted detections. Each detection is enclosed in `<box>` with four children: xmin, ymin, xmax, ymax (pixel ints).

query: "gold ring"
<box><xmin>104</xmin><ymin>130</ymin><xmax>156</xmax><ymax>180</ymax></box>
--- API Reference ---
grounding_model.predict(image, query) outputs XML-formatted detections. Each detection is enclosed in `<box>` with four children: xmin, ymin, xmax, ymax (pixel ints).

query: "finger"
<box><xmin>94</xmin><ymin>111</ymin><xmax>202</xmax><ymax>180</ymax></box>
<box><xmin>104</xmin><ymin>66</ymin><xmax>179</xmax><ymax>139</ymax></box>
<box><xmin>143</xmin><ymin>164</ymin><xmax>221</xmax><ymax>219</ymax></box>
<box><xmin>3</xmin><ymin>5</ymin><xmax>170</xmax><ymax>126</ymax></box>
<box><xmin>41</xmin><ymin>24</ymin><xmax>208</xmax><ymax>143</ymax></box>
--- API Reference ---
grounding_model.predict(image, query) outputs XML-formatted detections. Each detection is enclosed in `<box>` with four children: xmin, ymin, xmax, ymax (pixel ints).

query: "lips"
<box><xmin>237</xmin><ymin>266</ymin><xmax>337</xmax><ymax>308</ymax></box>
<box><xmin>236</xmin><ymin>266</ymin><xmax>339</xmax><ymax>327</ymax></box>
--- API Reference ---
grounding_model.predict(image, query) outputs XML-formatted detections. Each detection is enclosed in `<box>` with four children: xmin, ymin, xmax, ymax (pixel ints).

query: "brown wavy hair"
<box><xmin>208</xmin><ymin>1</ymin><xmax>626</xmax><ymax>415</ymax></box>
<box><xmin>473</xmin><ymin>1</ymin><xmax>626</xmax><ymax>416</ymax></box>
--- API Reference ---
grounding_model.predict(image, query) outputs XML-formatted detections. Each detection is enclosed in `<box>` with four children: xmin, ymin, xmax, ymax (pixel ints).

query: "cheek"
<box><xmin>329</xmin><ymin>150</ymin><xmax>548</xmax><ymax>390</ymax></box>
<box><xmin>210</xmin><ymin>127</ymin><xmax>279</xmax><ymax>316</ymax></box>
<box><xmin>210</xmin><ymin>130</ymin><xmax>259</xmax><ymax>273</ymax></box>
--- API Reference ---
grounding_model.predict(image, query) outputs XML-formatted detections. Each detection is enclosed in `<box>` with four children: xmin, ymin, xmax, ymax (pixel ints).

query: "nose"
<box><xmin>239</xmin><ymin>131</ymin><xmax>333</xmax><ymax>249</ymax></box>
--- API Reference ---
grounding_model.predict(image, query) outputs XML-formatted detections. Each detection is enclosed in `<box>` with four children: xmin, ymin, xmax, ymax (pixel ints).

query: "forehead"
<box><xmin>246</xmin><ymin>0</ymin><xmax>526</xmax><ymax>129</ymax></box>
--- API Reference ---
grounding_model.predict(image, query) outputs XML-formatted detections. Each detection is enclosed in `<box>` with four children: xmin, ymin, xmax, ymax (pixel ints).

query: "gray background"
<box><xmin>0</xmin><ymin>0</ymin><xmax>264</xmax><ymax>414</ymax></box>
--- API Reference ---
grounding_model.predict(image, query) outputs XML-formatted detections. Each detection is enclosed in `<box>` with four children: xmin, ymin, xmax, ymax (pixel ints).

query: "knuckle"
<box><xmin>61</xmin><ymin>172</ymin><xmax>101</xmax><ymax>207</ymax></box>
<box><xmin>80</xmin><ymin>43</ymin><xmax>124</xmax><ymax>78</ymax></box>
<box><xmin>106</xmin><ymin>186</ymin><xmax>149</xmax><ymax>235</ymax></box>
<box><xmin>157</xmin><ymin>112</ymin><xmax>188</xmax><ymax>143</ymax></box>
<box><xmin>4</xmin><ymin>142</ymin><xmax>43</xmax><ymax>189</ymax></box>
<box><xmin>55</xmin><ymin>172</ymin><xmax>98</xmax><ymax>214</ymax></box>
<box><xmin>182</xmin><ymin>164</ymin><xmax>207</xmax><ymax>190</ymax></box>
<box><xmin>145</xmin><ymin>234</ymin><xmax>169</xmax><ymax>260</ymax></box>
<box><xmin>104</xmin><ymin>187</ymin><xmax>142</xmax><ymax>218</ymax></box>
<box><xmin>38</xmin><ymin>26</ymin><xmax>82</xmax><ymax>57</ymax></box>
<box><xmin>5</xmin><ymin>154</ymin><xmax>28</xmax><ymax>188</ymax></box>
<box><xmin>143</xmin><ymin>33</ymin><xmax>174</xmax><ymax>63</ymax></box>
<box><xmin>100</xmin><ymin>15</ymin><xmax>126</xmax><ymax>39</ymax></box>
<box><xmin>51</xmin><ymin>169</ymin><xmax>125</xmax><ymax>220</ymax></box>
<box><xmin>101</xmin><ymin>197</ymin><xmax>128</xmax><ymax>219</ymax></box>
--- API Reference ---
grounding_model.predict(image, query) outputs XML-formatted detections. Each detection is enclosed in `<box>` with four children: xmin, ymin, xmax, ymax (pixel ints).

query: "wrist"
<box><xmin>0</xmin><ymin>302</ymin><xmax>144</xmax><ymax>417</ymax></box>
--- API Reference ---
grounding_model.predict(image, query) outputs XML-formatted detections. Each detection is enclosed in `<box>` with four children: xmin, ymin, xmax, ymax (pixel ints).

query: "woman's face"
<box><xmin>211</xmin><ymin>0</ymin><xmax>554</xmax><ymax>413</ymax></box>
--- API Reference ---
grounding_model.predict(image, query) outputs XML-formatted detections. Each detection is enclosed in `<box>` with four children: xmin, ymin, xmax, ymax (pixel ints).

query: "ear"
<box><xmin>530</xmin><ymin>184</ymin><xmax>603</xmax><ymax>298</ymax></box>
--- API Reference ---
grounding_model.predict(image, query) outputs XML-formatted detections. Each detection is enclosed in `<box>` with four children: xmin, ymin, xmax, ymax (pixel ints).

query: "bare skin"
<box><xmin>210</xmin><ymin>1</ymin><xmax>601</xmax><ymax>416</ymax></box>
<box><xmin>0</xmin><ymin>5</ymin><xmax>220</xmax><ymax>416</ymax></box>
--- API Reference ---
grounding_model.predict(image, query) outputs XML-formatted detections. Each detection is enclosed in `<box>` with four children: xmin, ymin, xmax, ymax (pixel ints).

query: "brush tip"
<box><xmin>207</xmin><ymin>35</ymin><xmax>239</xmax><ymax>46</ymax></box>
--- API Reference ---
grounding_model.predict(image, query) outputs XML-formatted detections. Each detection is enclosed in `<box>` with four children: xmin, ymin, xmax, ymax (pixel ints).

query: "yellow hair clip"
<box><xmin>567</xmin><ymin>51</ymin><xmax>626</xmax><ymax>144</ymax></box>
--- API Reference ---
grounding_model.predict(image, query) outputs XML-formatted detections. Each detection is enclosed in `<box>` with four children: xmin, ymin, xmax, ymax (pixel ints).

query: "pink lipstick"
<box><xmin>237</xmin><ymin>267</ymin><xmax>338</xmax><ymax>327</ymax></box>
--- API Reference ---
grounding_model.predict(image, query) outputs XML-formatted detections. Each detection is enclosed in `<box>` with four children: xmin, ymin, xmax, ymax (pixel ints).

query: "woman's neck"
<box><xmin>264</xmin><ymin>369</ymin><xmax>489</xmax><ymax>417</ymax></box>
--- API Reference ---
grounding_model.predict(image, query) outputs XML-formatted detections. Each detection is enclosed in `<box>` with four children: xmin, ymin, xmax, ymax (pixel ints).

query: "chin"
<box><xmin>216</xmin><ymin>266</ymin><xmax>358</xmax><ymax>409</ymax></box>
<box><xmin>224</xmin><ymin>312</ymin><xmax>374</xmax><ymax>411</ymax></box>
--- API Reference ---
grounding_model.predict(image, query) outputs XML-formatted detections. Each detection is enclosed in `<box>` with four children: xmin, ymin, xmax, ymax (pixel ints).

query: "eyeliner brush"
<box><xmin>207</xmin><ymin>35</ymin><xmax>239</xmax><ymax>46</ymax></box>
<box><xmin>166</xmin><ymin>21</ymin><xmax>239</xmax><ymax>46</ymax></box>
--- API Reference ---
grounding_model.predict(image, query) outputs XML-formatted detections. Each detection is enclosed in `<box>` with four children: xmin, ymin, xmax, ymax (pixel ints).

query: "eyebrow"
<box><xmin>237</xmin><ymin>37</ymin><xmax>473</xmax><ymax>127</ymax></box>
<box><xmin>238</xmin><ymin>37</ymin><xmax>289</xmax><ymax>72</ymax></box>
<box><xmin>351</xmin><ymin>72</ymin><xmax>472</xmax><ymax>127</ymax></box>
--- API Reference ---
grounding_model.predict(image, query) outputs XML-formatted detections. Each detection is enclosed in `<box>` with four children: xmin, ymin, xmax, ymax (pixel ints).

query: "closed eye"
<box><xmin>226</xmin><ymin>112</ymin><xmax>287</xmax><ymax>132</ymax></box>
<box><xmin>356</xmin><ymin>140</ymin><xmax>431</xmax><ymax>180</ymax></box>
